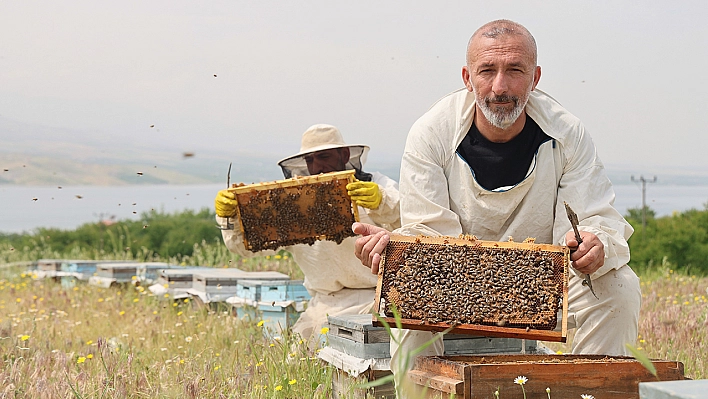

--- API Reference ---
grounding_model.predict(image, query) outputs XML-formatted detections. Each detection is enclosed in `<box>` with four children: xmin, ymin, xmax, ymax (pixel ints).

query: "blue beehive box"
<box><xmin>236</xmin><ymin>280</ymin><xmax>310</xmax><ymax>303</ymax></box>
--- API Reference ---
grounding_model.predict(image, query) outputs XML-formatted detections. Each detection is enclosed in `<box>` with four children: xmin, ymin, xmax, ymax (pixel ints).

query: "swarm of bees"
<box><xmin>381</xmin><ymin>239</ymin><xmax>565</xmax><ymax>330</ymax></box>
<box><xmin>236</xmin><ymin>177</ymin><xmax>357</xmax><ymax>251</ymax></box>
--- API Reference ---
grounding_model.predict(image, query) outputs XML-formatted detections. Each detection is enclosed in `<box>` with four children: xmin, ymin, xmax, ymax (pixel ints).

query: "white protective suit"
<box><xmin>391</xmin><ymin>88</ymin><xmax>641</xmax><ymax>371</ymax></box>
<box><xmin>218</xmin><ymin>171</ymin><xmax>400</xmax><ymax>347</ymax></box>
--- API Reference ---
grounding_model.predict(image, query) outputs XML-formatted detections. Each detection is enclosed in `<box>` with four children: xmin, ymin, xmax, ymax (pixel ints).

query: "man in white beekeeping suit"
<box><xmin>353</xmin><ymin>19</ymin><xmax>641</xmax><ymax>384</ymax></box>
<box><xmin>215</xmin><ymin>124</ymin><xmax>400</xmax><ymax>348</ymax></box>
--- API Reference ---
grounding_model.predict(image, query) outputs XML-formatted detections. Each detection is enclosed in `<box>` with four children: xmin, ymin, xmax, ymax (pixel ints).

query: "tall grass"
<box><xmin>545</xmin><ymin>262</ymin><xmax>707</xmax><ymax>380</ymax></box>
<box><xmin>1</xmin><ymin>243</ymin><xmax>706</xmax><ymax>398</ymax></box>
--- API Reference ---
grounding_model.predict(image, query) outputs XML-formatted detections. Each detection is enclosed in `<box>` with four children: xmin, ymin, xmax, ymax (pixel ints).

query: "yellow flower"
<box><xmin>133</xmin><ymin>298</ymin><xmax>139</xmax><ymax>303</ymax></box>
<box><xmin>16</xmin><ymin>298</ymin><xmax>21</xmax><ymax>303</ymax></box>
<box><xmin>274</xmin><ymin>385</ymin><xmax>283</xmax><ymax>391</ymax></box>
<box><xmin>288</xmin><ymin>379</ymin><xmax>297</xmax><ymax>385</ymax></box>
<box><xmin>77</xmin><ymin>357</ymin><xmax>86</xmax><ymax>364</ymax></box>
<box><xmin>86</xmin><ymin>340</ymin><xmax>93</xmax><ymax>345</ymax></box>
<box><xmin>256</xmin><ymin>361</ymin><xmax>263</xmax><ymax>367</ymax></box>
<box><xmin>179</xmin><ymin>359</ymin><xmax>185</xmax><ymax>364</ymax></box>
<box><xmin>275</xmin><ymin>255</ymin><xmax>282</xmax><ymax>259</ymax></box>
<box><xmin>98</xmin><ymin>298</ymin><xmax>104</xmax><ymax>302</ymax></box>
<box><xmin>320</xmin><ymin>327</ymin><xmax>330</xmax><ymax>335</ymax></box>
<box><xmin>164</xmin><ymin>294</ymin><xmax>170</xmax><ymax>298</ymax></box>
<box><xmin>73</xmin><ymin>287</ymin><xmax>78</xmax><ymax>291</ymax></box>
<box><xmin>214</xmin><ymin>365</ymin><xmax>221</xmax><ymax>370</ymax></box>
<box><xmin>173</xmin><ymin>303</ymin><xmax>178</xmax><ymax>307</ymax></box>
<box><xmin>257</xmin><ymin>320</ymin><xmax>265</xmax><ymax>327</ymax></box>
<box><xmin>20</xmin><ymin>335</ymin><xmax>30</xmax><ymax>341</ymax></box>
<box><xmin>215</xmin><ymin>353</ymin><xmax>220</xmax><ymax>357</ymax></box>
<box><xmin>514</xmin><ymin>376</ymin><xmax>528</xmax><ymax>385</ymax></box>
<box><xmin>87</xmin><ymin>354</ymin><xmax>93</xmax><ymax>359</ymax></box>
<box><xmin>153</xmin><ymin>311</ymin><xmax>158</xmax><ymax>315</ymax></box>
<box><xmin>177</xmin><ymin>311</ymin><xmax>183</xmax><ymax>316</ymax></box>
<box><xmin>119</xmin><ymin>311</ymin><xmax>126</xmax><ymax>316</ymax></box>
<box><xmin>183</xmin><ymin>298</ymin><xmax>189</xmax><ymax>303</ymax></box>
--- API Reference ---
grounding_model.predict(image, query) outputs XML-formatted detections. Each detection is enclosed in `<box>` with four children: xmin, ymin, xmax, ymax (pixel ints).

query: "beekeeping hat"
<box><xmin>278</xmin><ymin>124</ymin><xmax>370</xmax><ymax>178</ymax></box>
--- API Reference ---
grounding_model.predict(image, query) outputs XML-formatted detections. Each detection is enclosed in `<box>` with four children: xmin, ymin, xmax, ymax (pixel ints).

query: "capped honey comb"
<box><xmin>229</xmin><ymin>170</ymin><xmax>359</xmax><ymax>252</ymax></box>
<box><xmin>374</xmin><ymin>234</ymin><xmax>569</xmax><ymax>342</ymax></box>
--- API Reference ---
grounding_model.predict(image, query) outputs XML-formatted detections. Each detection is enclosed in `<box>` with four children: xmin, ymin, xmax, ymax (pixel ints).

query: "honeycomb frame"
<box><xmin>229</xmin><ymin>170</ymin><xmax>359</xmax><ymax>252</ymax></box>
<box><xmin>373</xmin><ymin>234</ymin><xmax>569</xmax><ymax>342</ymax></box>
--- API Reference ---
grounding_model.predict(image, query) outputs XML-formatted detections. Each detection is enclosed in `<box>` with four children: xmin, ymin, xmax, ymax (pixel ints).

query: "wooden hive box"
<box><xmin>409</xmin><ymin>354</ymin><xmax>685</xmax><ymax>399</ymax></box>
<box><xmin>234</xmin><ymin>279</ymin><xmax>309</xmax><ymax>302</ymax></box>
<box><xmin>326</xmin><ymin>314</ymin><xmax>539</xmax><ymax>361</ymax></box>
<box><xmin>37</xmin><ymin>259</ymin><xmax>65</xmax><ymax>272</ymax></box>
<box><xmin>191</xmin><ymin>269</ymin><xmax>289</xmax><ymax>294</ymax></box>
<box><xmin>229</xmin><ymin>170</ymin><xmax>359</xmax><ymax>251</ymax></box>
<box><xmin>374</xmin><ymin>235</ymin><xmax>569</xmax><ymax>342</ymax></box>
<box><xmin>89</xmin><ymin>262</ymin><xmax>169</xmax><ymax>288</ymax></box>
<box><xmin>157</xmin><ymin>267</ymin><xmax>209</xmax><ymax>289</ymax></box>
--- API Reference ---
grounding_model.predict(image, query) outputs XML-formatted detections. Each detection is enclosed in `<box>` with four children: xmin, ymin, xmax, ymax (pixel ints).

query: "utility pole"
<box><xmin>630</xmin><ymin>175</ymin><xmax>657</xmax><ymax>230</ymax></box>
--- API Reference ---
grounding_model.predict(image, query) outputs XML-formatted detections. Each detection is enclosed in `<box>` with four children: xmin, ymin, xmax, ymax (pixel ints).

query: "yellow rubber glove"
<box><xmin>346</xmin><ymin>181</ymin><xmax>382</xmax><ymax>209</ymax></box>
<box><xmin>214</xmin><ymin>189</ymin><xmax>238</xmax><ymax>217</ymax></box>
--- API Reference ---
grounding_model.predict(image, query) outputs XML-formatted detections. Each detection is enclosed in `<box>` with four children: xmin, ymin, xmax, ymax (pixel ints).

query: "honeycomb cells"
<box><xmin>382</xmin><ymin>242</ymin><xmax>564</xmax><ymax>330</ymax></box>
<box><xmin>236</xmin><ymin>178</ymin><xmax>356</xmax><ymax>252</ymax></box>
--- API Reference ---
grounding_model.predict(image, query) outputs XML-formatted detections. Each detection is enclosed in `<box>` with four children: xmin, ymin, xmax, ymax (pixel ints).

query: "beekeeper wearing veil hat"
<box><xmin>215</xmin><ymin>124</ymin><xmax>400</xmax><ymax>348</ymax></box>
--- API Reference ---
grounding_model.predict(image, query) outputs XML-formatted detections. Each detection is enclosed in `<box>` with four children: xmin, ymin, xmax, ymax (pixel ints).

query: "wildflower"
<box><xmin>20</xmin><ymin>335</ymin><xmax>30</xmax><ymax>341</ymax></box>
<box><xmin>164</xmin><ymin>294</ymin><xmax>170</xmax><ymax>298</ymax></box>
<box><xmin>73</xmin><ymin>287</ymin><xmax>78</xmax><ymax>291</ymax></box>
<box><xmin>215</xmin><ymin>353</ymin><xmax>220</xmax><ymax>357</ymax></box>
<box><xmin>546</xmin><ymin>387</ymin><xmax>551</xmax><ymax>399</ymax></box>
<box><xmin>256</xmin><ymin>361</ymin><xmax>263</xmax><ymax>367</ymax></box>
<box><xmin>185</xmin><ymin>336</ymin><xmax>193</xmax><ymax>343</ymax></box>
<box><xmin>86</xmin><ymin>340</ymin><xmax>93</xmax><ymax>345</ymax></box>
<box><xmin>133</xmin><ymin>298</ymin><xmax>139</xmax><ymax>303</ymax></box>
<box><xmin>172</xmin><ymin>303</ymin><xmax>178</xmax><ymax>307</ymax></box>
<box><xmin>119</xmin><ymin>311</ymin><xmax>125</xmax><ymax>316</ymax></box>
<box><xmin>87</xmin><ymin>354</ymin><xmax>93</xmax><ymax>359</ymax></box>
<box><xmin>214</xmin><ymin>365</ymin><xmax>221</xmax><ymax>370</ymax></box>
<box><xmin>320</xmin><ymin>327</ymin><xmax>330</xmax><ymax>335</ymax></box>
<box><xmin>494</xmin><ymin>390</ymin><xmax>499</xmax><ymax>399</ymax></box>
<box><xmin>514</xmin><ymin>376</ymin><xmax>528</xmax><ymax>385</ymax></box>
<box><xmin>275</xmin><ymin>255</ymin><xmax>282</xmax><ymax>259</ymax></box>
<box><xmin>288</xmin><ymin>379</ymin><xmax>297</xmax><ymax>385</ymax></box>
<box><xmin>98</xmin><ymin>298</ymin><xmax>104</xmax><ymax>302</ymax></box>
<box><xmin>269</xmin><ymin>343</ymin><xmax>275</xmax><ymax>347</ymax></box>
<box><xmin>77</xmin><ymin>357</ymin><xmax>86</xmax><ymax>364</ymax></box>
<box><xmin>183</xmin><ymin>298</ymin><xmax>189</xmax><ymax>303</ymax></box>
<box><xmin>153</xmin><ymin>311</ymin><xmax>157</xmax><ymax>315</ymax></box>
<box><xmin>177</xmin><ymin>311</ymin><xmax>183</xmax><ymax>316</ymax></box>
<box><xmin>179</xmin><ymin>359</ymin><xmax>184</xmax><ymax>364</ymax></box>
<box><xmin>16</xmin><ymin>298</ymin><xmax>21</xmax><ymax>303</ymax></box>
<box><xmin>274</xmin><ymin>385</ymin><xmax>283</xmax><ymax>391</ymax></box>
<box><xmin>580</xmin><ymin>395</ymin><xmax>595</xmax><ymax>399</ymax></box>
<box><xmin>257</xmin><ymin>320</ymin><xmax>265</xmax><ymax>327</ymax></box>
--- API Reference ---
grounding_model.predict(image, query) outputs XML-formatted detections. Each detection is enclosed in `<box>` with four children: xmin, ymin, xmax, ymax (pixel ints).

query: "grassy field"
<box><xmin>0</xmin><ymin>252</ymin><xmax>706</xmax><ymax>398</ymax></box>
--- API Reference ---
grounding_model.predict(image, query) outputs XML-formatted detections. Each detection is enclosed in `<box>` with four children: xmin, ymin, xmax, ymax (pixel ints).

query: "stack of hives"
<box><xmin>229</xmin><ymin>170</ymin><xmax>358</xmax><ymax>251</ymax></box>
<box><xmin>374</xmin><ymin>235</ymin><xmax>569</xmax><ymax>341</ymax></box>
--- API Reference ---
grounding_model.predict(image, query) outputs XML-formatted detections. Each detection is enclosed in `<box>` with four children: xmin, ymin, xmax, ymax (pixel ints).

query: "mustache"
<box><xmin>485</xmin><ymin>94</ymin><xmax>519</xmax><ymax>105</ymax></box>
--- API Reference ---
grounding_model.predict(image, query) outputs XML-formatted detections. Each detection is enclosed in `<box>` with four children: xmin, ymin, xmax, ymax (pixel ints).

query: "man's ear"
<box><xmin>532</xmin><ymin>65</ymin><xmax>541</xmax><ymax>90</ymax></box>
<box><xmin>462</xmin><ymin>66</ymin><xmax>473</xmax><ymax>92</ymax></box>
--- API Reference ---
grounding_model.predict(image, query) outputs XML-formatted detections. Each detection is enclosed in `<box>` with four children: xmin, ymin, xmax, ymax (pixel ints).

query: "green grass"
<box><xmin>1</xmin><ymin>243</ymin><xmax>706</xmax><ymax>398</ymax></box>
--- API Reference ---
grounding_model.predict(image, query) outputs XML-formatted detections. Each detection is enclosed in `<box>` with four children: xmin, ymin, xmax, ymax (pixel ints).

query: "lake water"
<box><xmin>1</xmin><ymin>183</ymin><xmax>708</xmax><ymax>234</ymax></box>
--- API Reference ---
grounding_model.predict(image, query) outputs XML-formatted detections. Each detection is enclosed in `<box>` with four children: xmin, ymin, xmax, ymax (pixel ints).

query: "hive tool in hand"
<box><xmin>563</xmin><ymin>202</ymin><xmax>599</xmax><ymax>300</ymax></box>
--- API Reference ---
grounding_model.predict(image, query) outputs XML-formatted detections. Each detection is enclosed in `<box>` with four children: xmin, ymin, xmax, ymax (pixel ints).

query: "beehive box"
<box><xmin>229</xmin><ymin>170</ymin><xmax>359</xmax><ymax>251</ymax></box>
<box><xmin>235</xmin><ymin>279</ymin><xmax>310</xmax><ymax>302</ymax></box>
<box><xmin>187</xmin><ymin>269</ymin><xmax>290</xmax><ymax>307</ymax></box>
<box><xmin>37</xmin><ymin>259</ymin><xmax>66</xmax><ymax>272</ymax></box>
<box><xmin>88</xmin><ymin>262</ymin><xmax>170</xmax><ymax>288</ymax></box>
<box><xmin>326</xmin><ymin>314</ymin><xmax>539</xmax><ymax>361</ymax></box>
<box><xmin>409</xmin><ymin>354</ymin><xmax>685</xmax><ymax>399</ymax></box>
<box><xmin>148</xmin><ymin>267</ymin><xmax>211</xmax><ymax>299</ymax></box>
<box><xmin>374</xmin><ymin>235</ymin><xmax>569</xmax><ymax>342</ymax></box>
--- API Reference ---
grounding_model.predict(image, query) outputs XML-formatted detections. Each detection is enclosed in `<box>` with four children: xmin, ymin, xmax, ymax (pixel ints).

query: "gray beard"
<box><xmin>477</xmin><ymin>94</ymin><xmax>527</xmax><ymax>129</ymax></box>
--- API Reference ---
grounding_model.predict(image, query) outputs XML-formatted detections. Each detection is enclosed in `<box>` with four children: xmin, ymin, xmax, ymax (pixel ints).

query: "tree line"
<box><xmin>2</xmin><ymin>205</ymin><xmax>708</xmax><ymax>275</ymax></box>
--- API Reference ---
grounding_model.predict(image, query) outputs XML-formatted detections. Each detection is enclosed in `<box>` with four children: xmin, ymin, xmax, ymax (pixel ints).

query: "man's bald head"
<box><xmin>467</xmin><ymin>20</ymin><xmax>537</xmax><ymax>66</ymax></box>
